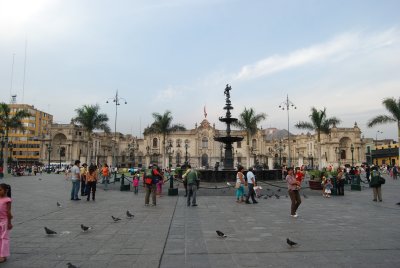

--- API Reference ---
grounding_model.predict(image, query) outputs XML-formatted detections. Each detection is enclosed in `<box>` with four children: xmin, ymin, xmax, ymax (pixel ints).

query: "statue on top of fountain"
<box><xmin>224</xmin><ymin>84</ymin><xmax>231</xmax><ymax>99</ymax></box>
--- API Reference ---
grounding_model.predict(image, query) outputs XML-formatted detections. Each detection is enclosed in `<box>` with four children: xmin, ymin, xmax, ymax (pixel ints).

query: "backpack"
<box><xmin>144</xmin><ymin>169</ymin><xmax>153</xmax><ymax>185</ymax></box>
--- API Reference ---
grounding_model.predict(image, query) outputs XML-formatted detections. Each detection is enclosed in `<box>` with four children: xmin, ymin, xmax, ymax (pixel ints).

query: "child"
<box><xmin>321</xmin><ymin>175</ymin><xmax>327</xmax><ymax>196</ymax></box>
<box><xmin>133</xmin><ymin>173</ymin><xmax>139</xmax><ymax>194</ymax></box>
<box><xmin>324</xmin><ymin>179</ymin><xmax>333</xmax><ymax>198</ymax></box>
<box><xmin>0</xmin><ymin>183</ymin><xmax>12</xmax><ymax>263</ymax></box>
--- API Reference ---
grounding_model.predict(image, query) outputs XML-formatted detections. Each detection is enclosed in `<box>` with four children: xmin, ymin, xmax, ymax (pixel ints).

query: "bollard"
<box><xmin>120</xmin><ymin>174</ymin><xmax>130</xmax><ymax>191</ymax></box>
<box><xmin>351</xmin><ymin>175</ymin><xmax>361</xmax><ymax>191</ymax></box>
<box><xmin>168</xmin><ymin>174</ymin><xmax>178</xmax><ymax>196</ymax></box>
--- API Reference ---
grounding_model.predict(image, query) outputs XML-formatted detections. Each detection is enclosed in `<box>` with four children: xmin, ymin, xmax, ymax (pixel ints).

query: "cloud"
<box><xmin>154</xmin><ymin>85</ymin><xmax>187</xmax><ymax>102</ymax></box>
<box><xmin>234</xmin><ymin>28</ymin><xmax>400</xmax><ymax>81</ymax></box>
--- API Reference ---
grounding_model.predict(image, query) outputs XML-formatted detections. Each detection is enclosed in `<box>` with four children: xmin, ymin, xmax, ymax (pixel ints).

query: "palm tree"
<box><xmin>144</xmin><ymin>110</ymin><xmax>186</xmax><ymax>167</ymax></box>
<box><xmin>0</xmin><ymin>103</ymin><xmax>31</xmax><ymax>174</ymax></box>
<box><xmin>232</xmin><ymin>107</ymin><xmax>267</xmax><ymax>168</ymax></box>
<box><xmin>295</xmin><ymin>107</ymin><xmax>341</xmax><ymax>169</ymax></box>
<box><xmin>72</xmin><ymin>104</ymin><xmax>110</xmax><ymax>163</ymax></box>
<box><xmin>367</xmin><ymin>97</ymin><xmax>400</xmax><ymax>161</ymax></box>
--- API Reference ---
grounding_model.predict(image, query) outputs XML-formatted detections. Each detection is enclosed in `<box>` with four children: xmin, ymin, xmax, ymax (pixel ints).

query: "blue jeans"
<box><xmin>236</xmin><ymin>185</ymin><xmax>244</xmax><ymax>200</ymax></box>
<box><xmin>71</xmin><ymin>180</ymin><xmax>80</xmax><ymax>200</ymax></box>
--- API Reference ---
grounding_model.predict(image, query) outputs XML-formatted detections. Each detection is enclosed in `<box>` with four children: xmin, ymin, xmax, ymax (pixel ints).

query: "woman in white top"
<box><xmin>235</xmin><ymin>166</ymin><xmax>246</xmax><ymax>203</ymax></box>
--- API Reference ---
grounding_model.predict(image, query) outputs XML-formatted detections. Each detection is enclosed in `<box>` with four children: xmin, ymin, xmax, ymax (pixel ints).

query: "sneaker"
<box><xmin>253</xmin><ymin>201</ymin><xmax>258</xmax><ymax>204</ymax></box>
<box><xmin>373</xmin><ymin>199</ymin><xmax>377</xmax><ymax>202</ymax></box>
<box><xmin>192</xmin><ymin>204</ymin><xmax>198</xmax><ymax>207</ymax></box>
<box><xmin>291</xmin><ymin>214</ymin><xmax>298</xmax><ymax>218</ymax></box>
<box><xmin>379</xmin><ymin>200</ymin><xmax>382</xmax><ymax>202</ymax></box>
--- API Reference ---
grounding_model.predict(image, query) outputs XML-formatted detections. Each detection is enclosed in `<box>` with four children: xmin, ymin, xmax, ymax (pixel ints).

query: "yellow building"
<box><xmin>8</xmin><ymin>104</ymin><xmax>53</xmax><ymax>165</ymax></box>
<box><xmin>371</xmin><ymin>141</ymin><xmax>399</xmax><ymax>166</ymax></box>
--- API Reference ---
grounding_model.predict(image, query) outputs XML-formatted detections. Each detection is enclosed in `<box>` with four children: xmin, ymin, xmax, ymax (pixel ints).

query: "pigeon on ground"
<box><xmin>226</xmin><ymin>182</ymin><xmax>232</xmax><ymax>187</ymax></box>
<box><xmin>277</xmin><ymin>188</ymin><xmax>281</xmax><ymax>192</ymax></box>
<box><xmin>44</xmin><ymin>227</ymin><xmax>57</xmax><ymax>235</ymax></box>
<box><xmin>80</xmin><ymin>224</ymin><xmax>91</xmax><ymax>232</ymax></box>
<box><xmin>266</xmin><ymin>188</ymin><xmax>271</xmax><ymax>191</ymax></box>
<box><xmin>303</xmin><ymin>194</ymin><xmax>308</xmax><ymax>199</ymax></box>
<box><xmin>274</xmin><ymin>194</ymin><xmax>280</xmax><ymax>199</ymax></box>
<box><xmin>216</xmin><ymin>230</ymin><xmax>227</xmax><ymax>238</ymax></box>
<box><xmin>287</xmin><ymin>238</ymin><xmax>298</xmax><ymax>247</ymax></box>
<box><xmin>126</xmin><ymin>210</ymin><xmax>134</xmax><ymax>218</ymax></box>
<box><xmin>38</xmin><ymin>178</ymin><xmax>42</xmax><ymax>181</ymax></box>
<box><xmin>285</xmin><ymin>195</ymin><xmax>288</xmax><ymax>198</ymax></box>
<box><xmin>111</xmin><ymin>216</ymin><xmax>121</xmax><ymax>222</ymax></box>
<box><xmin>67</xmin><ymin>262</ymin><xmax>78</xmax><ymax>268</ymax></box>
<box><xmin>57</xmin><ymin>202</ymin><xmax>62</xmax><ymax>208</ymax></box>
<box><xmin>267</xmin><ymin>194</ymin><xmax>273</xmax><ymax>198</ymax></box>
<box><xmin>396</xmin><ymin>202</ymin><xmax>400</xmax><ymax>205</ymax></box>
<box><xmin>263</xmin><ymin>196</ymin><xmax>268</xmax><ymax>199</ymax></box>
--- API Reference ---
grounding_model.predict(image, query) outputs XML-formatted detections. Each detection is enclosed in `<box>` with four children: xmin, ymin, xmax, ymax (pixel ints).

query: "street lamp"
<box><xmin>335</xmin><ymin>147</ymin><xmax>341</xmax><ymax>168</ymax></box>
<box><xmin>350</xmin><ymin>144</ymin><xmax>354</xmax><ymax>166</ymax></box>
<box><xmin>279</xmin><ymin>94</ymin><xmax>296</xmax><ymax>168</ymax></box>
<box><xmin>184</xmin><ymin>142</ymin><xmax>189</xmax><ymax>165</ymax></box>
<box><xmin>58</xmin><ymin>140</ymin><xmax>62</xmax><ymax>169</ymax></box>
<box><xmin>274</xmin><ymin>139</ymin><xmax>285</xmax><ymax>168</ymax></box>
<box><xmin>106</xmin><ymin>90</ymin><xmax>127</xmax><ymax>169</ymax></box>
<box><xmin>375</xmin><ymin>130</ymin><xmax>383</xmax><ymax>147</ymax></box>
<box><xmin>251</xmin><ymin>147</ymin><xmax>257</xmax><ymax>167</ymax></box>
<box><xmin>47</xmin><ymin>144</ymin><xmax>52</xmax><ymax>173</ymax></box>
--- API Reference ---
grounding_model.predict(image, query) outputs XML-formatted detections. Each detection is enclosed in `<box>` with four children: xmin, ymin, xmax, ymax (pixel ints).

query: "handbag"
<box><xmin>378</xmin><ymin>176</ymin><xmax>386</xmax><ymax>184</ymax></box>
<box><xmin>235</xmin><ymin>182</ymin><xmax>241</xmax><ymax>189</ymax></box>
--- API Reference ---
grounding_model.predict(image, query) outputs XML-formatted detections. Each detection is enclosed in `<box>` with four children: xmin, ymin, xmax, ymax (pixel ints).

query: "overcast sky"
<box><xmin>1</xmin><ymin>0</ymin><xmax>399</xmax><ymax>141</ymax></box>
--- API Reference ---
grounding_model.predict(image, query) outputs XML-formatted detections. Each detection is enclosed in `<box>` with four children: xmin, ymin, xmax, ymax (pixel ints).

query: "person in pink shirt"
<box><xmin>0</xmin><ymin>183</ymin><xmax>12</xmax><ymax>263</ymax></box>
<box><xmin>133</xmin><ymin>173</ymin><xmax>139</xmax><ymax>194</ymax></box>
<box><xmin>286</xmin><ymin>167</ymin><xmax>301</xmax><ymax>218</ymax></box>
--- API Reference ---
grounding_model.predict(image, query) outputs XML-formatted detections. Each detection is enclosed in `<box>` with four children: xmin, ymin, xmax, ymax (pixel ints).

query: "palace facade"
<box><xmin>39</xmin><ymin>117</ymin><xmax>367</xmax><ymax>169</ymax></box>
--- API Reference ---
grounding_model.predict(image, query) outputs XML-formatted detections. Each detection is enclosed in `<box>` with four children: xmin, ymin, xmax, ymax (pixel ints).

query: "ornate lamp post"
<box><xmin>350</xmin><ymin>144</ymin><xmax>354</xmax><ymax>166</ymax></box>
<box><xmin>47</xmin><ymin>144</ymin><xmax>52</xmax><ymax>173</ymax></box>
<box><xmin>279</xmin><ymin>94</ymin><xmax>296</xmax><ymax>167</ymax></box>
<box><xmin>58</xmin><ymin>140</ymin><xmax>62</xmax><ymax>169</ymax></box>
<box><xmin>106</xmin><ymin>90</ymin><xmax>127</xmax><ymax>169</ymax></box>
<box><xmin>335</xmin><ymin>147</ymin><xmax>341</xmax><ymax>168</ymax></box>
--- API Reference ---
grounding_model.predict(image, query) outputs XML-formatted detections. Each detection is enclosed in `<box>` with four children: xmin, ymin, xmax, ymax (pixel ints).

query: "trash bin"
<box><xmin>351</xmin><ymin>175</ymin><xmax>361</xmax><ymax>191</ymax></box>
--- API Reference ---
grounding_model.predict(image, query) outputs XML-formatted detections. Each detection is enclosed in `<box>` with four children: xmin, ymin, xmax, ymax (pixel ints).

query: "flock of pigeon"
<box><xmin>44</xmin><ymin>204</ymin><xmax>135</xmax><ymax>267</ymax></box>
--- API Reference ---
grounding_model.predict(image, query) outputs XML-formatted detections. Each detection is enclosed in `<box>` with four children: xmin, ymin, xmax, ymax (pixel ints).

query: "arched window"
<box><xmin>176</xmin><ymin>153</ymin><xmax>181</xmax><ymax>166</ymax></box>
<box><xmin>201</xmin><ymin>154</ymin><xmax>208</xmax><ymax>167</ymax></box>
<box><xmin>252</xmin><ymin>139</ymin><xmax>257</xmax><ymax>148</ymax></box>
<box><xmin>152</xmin><ymin>138</ymin><xmax>158</xmax><ymax>148</ymax></box>
<box><xmin>202</xmin><ymin>137</ymin><xmax>208</xmax><ymax>149</ymax></box>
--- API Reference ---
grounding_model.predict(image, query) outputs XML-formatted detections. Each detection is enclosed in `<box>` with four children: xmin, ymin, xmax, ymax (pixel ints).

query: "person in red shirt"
<box><xmin>295</xmin><ymin>167</ymin><xmax>304</xmax><ymax>186</ymax></box>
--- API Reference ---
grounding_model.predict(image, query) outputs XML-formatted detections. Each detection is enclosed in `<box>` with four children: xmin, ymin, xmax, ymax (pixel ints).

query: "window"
<box><xmin>202</xmin><ymin>137</ymin><xmax>208</xmax><ymax>149</ymax></box>
<box><xmin>237</xmin><ymin>141</ymin><xmax>241</xmax><ymax>148</ymax></box>
<box><xmin>176</xmin><ymin>153</ymin><xmax>181</xmax><ymax>165</ymax></box>
<box><xmin>153</xmin><ymin>138</ymin><xmax>158</xmax><ymax>148</ymax></box>
<box><xmin>252</xmin><ymin>139</ymin><xmax>257</xmax><ymax>148</ymax></box>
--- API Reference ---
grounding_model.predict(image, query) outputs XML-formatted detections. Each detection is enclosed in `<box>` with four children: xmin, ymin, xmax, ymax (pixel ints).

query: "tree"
<box><xmin>144</xmin><ymin>110</ymin><xmax>186</xmax><ymax>167</ymax></box>
<box><xmin>72</xmin><ymin>104</ymin><xmax>110</xmax><ymax>163</ymax></box>
<box><xmin>0</xmin><ymin>103</ymin><xmax>31</xmax><ymax>174</ymax></box>
<box><xmin>295</xmin><ymin>107</ymin><xmax>341</xmax><ymax>169</ymax></box>
<box><xmin>233</xmin><ymin>107</ymin><xmax>267</xmax><ymax>168</ymax></box>
<box><xmin>367</xmin><ymin>97</ymin><xmax>400</xmax><ymax>162</ymax></box>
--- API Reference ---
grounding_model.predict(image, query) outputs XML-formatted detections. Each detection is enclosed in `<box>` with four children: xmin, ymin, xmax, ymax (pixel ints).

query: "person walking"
<box><xmin>286</xmin><ymin>167</ymin><xmax>301</xmax><ymax>217</ymax></box>
<box><xmin>80</xmin><ymin>163</ymin><xmax>88</xmax><ymax>196</ymax></box>
<box><xmin>143</xmin><ymin>165</ymin><xmax>162</xmax><ymax>206</ymax></box>
<box><xmin>0</xmin><ymin>183</ymin><xmax>12</xmax><ymax>263</ymax></box>
<box><xmin>365</xmin><ymin>165</ymin><xmax>371</xmax><ymax>182</ymax></box>
<box><xmin>245</xmin><ymin>167</ymin><xmax>258</xmax><ymax>204</ymax></box>
<box><xmin>185</xmin><ymin>165</ymin><xmax>199</xmax><ymax>207</ymax></box>
<box><xmin>101</xmin><ymin>163</ymin><xmax>110</xmax><ymax>191</ymax></box>
<box><xmin>70</xmin><ymin>160</ymin><xmax>81</xmax><ymax>201</ymax></box>
<box><xmin>133</xmin><ymin>173</ymin><xmax>139</xmax><ymax>195</ymax></box>
<box><xmin>85</xmin><ymin>164</ymin><xmax>98</xmax><ymax>201</ymax></box>
<box><xmin>235</xmin><ymin>166</ymin><xmax>245</xmax><ymax>203</ymax></box>
<box><xmin>370</xmin><ymin>166</ymin><xmax>384</xmax><ymax>202</ymax></box>
<box><xmin>336</xmin><ymin>167</ymin><xmax>345</xmax><ymax>196</ymax></box>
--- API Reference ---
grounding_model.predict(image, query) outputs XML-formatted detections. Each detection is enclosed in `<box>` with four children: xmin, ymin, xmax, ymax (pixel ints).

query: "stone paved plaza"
<box><xmin>1</xmin><ymin>173</ymin><xmax>400</xmax><ymax>268</ymax></box>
